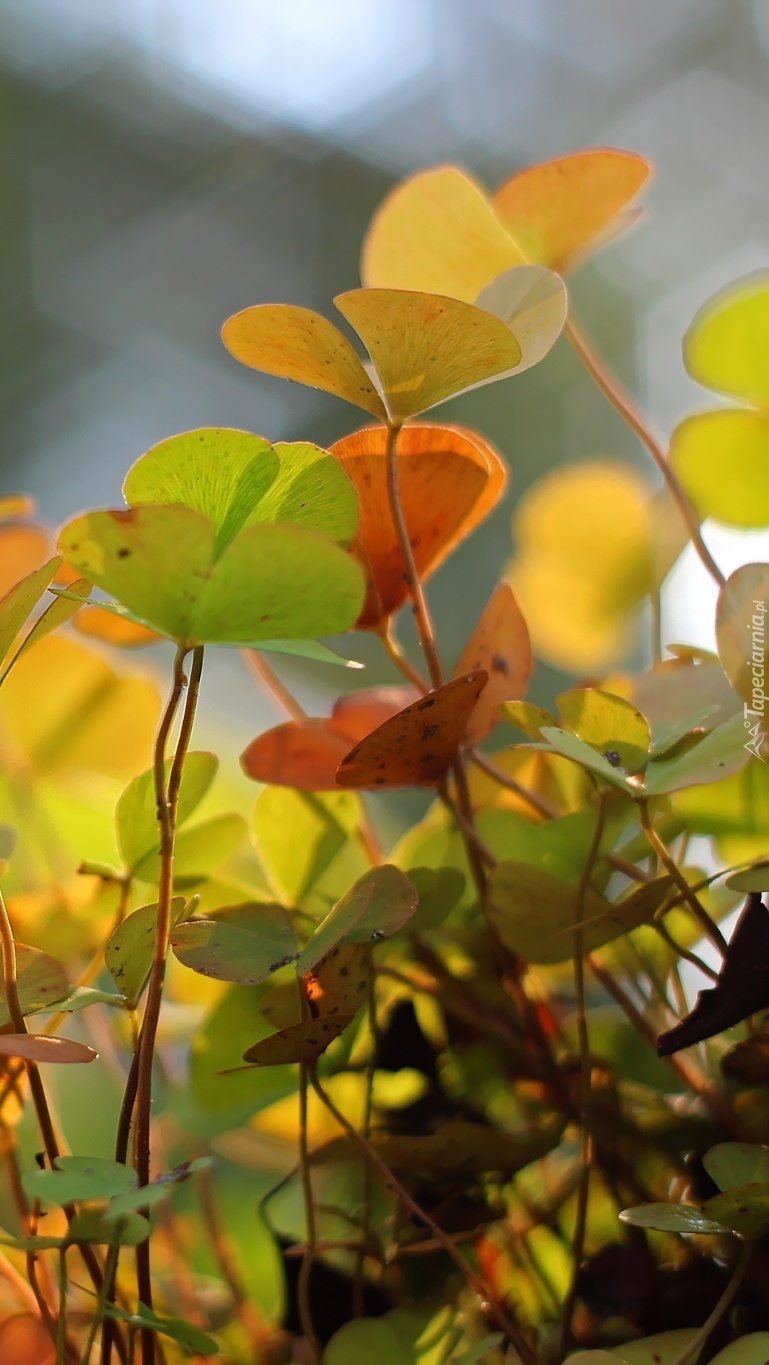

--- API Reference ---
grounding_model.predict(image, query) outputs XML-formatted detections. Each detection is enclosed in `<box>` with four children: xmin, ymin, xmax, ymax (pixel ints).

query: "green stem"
<box><xmin>297</xmin><ymin>1061</ymin><xmax>322</xmax><ymax>1364</ymax></box>
<box><xmin>638</xmin><ymin>798</ymin><xmax>727</xmax><ymax>954</ymax></box>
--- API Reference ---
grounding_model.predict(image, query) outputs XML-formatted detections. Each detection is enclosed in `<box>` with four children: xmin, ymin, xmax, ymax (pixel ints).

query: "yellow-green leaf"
<box><xmin>683</xmin><ymin>272</ymin><xmax>769</xmax><ymax>407</ymax></box>
<box><xmin>716</xmin><ymin>564</ymin><xmax>769</xmax><ymax>708</ymax></box>
<box><xmin>670</xmin><ymin>410</ymin><xmax>769</xmax><ymax>529</ymax></box>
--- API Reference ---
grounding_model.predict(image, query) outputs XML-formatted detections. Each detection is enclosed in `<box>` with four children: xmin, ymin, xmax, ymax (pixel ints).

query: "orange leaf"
<box><xmin>0</xmin><ymin>525</ymin><xmax>50</xmax><ymax>598</ymax></box>
<box><xmin>336</xmin><ymin>671</ymin><xmax>488</xmax><ymax>789</ymax></box>
<box><xmin>493</xmin><ymin>148</ymin><xmax>651</xmax><ymax>273</ymax></box>
<box><xmin>0</xmin><ymin>1313</ymin><xmax>55</xmax><ymax>1365</ymax></box>
<box><xmin>454</xmin><ymin>583</ymin><xmax>532</xmax><ymax>745</ymax></box>
<box><xmin>221</xmin><ymin>303</ymin><xmax>387</xmax><ymax>420</ymax></box>
<box><xmin>241</xmin><ymin>685</ymin><xmax>417</xmax><ymax>790</ymax></box>
<box><xmin>329</xmin><ymin>423</ymin><xmax>507</xmax><ymax>628</ymax></box>
<box><xmin>241</xmin><ymin>1014</ymin><xmax>353</xmax><ymax>1066</ymax></box>
<box><xmin>304</xmin><ymin>943</ymin><xmax>374</xmax><ymax>1018</ymax></box>
<box><xmin>0</xmin><ymin>1035</ymin><xmax>97</xmax><ymax>1064</ymax></box>
<box><xmin>73</xmin><ymin>605</ymin><xmax>160</xmax><ymax>648</ymax></box>
<box><xmin>335</xmin><ymin>288</ymin><xmax>522</xmax><ymax>422</ymax></box>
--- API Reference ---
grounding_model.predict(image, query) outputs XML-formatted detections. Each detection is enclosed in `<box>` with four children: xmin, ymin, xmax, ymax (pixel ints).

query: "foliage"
<box><xmin>0</xmin><ymin>146</ymin><xmax>769</xmax><ymax>1365</ymax></box>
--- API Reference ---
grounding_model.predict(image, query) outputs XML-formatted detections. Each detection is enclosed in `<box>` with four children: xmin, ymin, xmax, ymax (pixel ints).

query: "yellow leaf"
<box><xmin>670</xmin><ymin>409</ymin><xmax>769</xmax><ymax>528</ymax></box>
<box><xmin>684</xmin><ymin>271</ymin><xmax>769</xmax><ymax>408</ymax></box>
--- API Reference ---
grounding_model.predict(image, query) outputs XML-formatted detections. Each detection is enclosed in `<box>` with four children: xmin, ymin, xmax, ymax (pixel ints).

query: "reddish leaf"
<box><xmin>0</xmin><ymin>1035</ymin><xmax>98</xmax><ymax>1064</ymax></box>
<box><xmin>330</xmin><ymin>423</ymin><xmax>507</xmax><ymax>628</ymax></box>
<box><xmin>241</xmin><ymin>685</ymin><xmax>418</xmax><ymax>790</ymax></box>
<box><xmin>0</xmin><ymin>1313</ymin><xmax>55</xmax><ymax>1365</ymax></box>
<box><xmin>336</xmin><ymin>672</ymin><xmax>488</xmax><ymax>789</ymax></box>
<box><xmin>454</xmin><ymin>582</ymin><xmax>532</xmax><ymax>744</ymax></box>
<box><xmin>74</xmin><ymin>605</ymin><xmax>160</xmax><ymax>648</ymax></box>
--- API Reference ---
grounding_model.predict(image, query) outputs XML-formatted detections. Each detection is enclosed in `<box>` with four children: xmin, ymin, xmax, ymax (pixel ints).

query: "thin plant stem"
<box><xmin>379</xmin><ymin>624</ymin><xmax>429</xmax><ymax>692</ymax></box>
<box><xmin>297</xmin><ymin>1061</ymin><xmax>322</xmax><ymax>1364</ymax></box>
<box><xmin>669</xmin><ymin>1239</ymin><xmax>753</xmax><ymax>1365</ymax></box>
<box><xmin>566</xmin><ymin>314</ymin><xmax>725</xmax><ymax>588</ymax></box>
<box><xmin>244</xmin><ymin>649</ymin><xmax>308</xmax><ymax>720</ymax></box>
<box><xmin>194</xmin><ymin>1163</ymin><xmax>271</xmax><ymax>1359</ymax></box>
<box><xmin>638</xmin><ymin>799</ymin><xmax>727</xmax><ymax>953</ymax></box>
<box><xmin>56</xmin><ymin>1247</ymin><xmax>69</xmax><ymax>1365</ymax></box>
<box><xmin>557</xmin><ymin>794</ymin><xmax>607</xmax><ymax>1358</ymax></box>
<box><xmin>469</xmin><ymin>748</ymin><xmax>556</xmax><ymax>819</ymax></box>
<box><xmin>133</xmin><ymin>644</ymin><xmax>203</xmax><ymax>1365</ymax></box>
<box><xmin>309</xmin><ymin>1067</ymin><xmax>537</xmax><ymax>1365</ymax></box>
<box><xmin>384</xmin><ymin>422</ymin><xmax>444</xmax><ymax>688</ymax></box>
<box><xmin>352</xmin><ymin>992</ymin><xmax>378</xmax><ymax>1317</ymax></box>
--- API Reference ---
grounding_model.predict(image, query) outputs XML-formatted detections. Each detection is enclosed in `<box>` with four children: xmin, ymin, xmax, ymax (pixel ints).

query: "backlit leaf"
<box><xmin>336</xmin><ymin>673</ymin><xmax>488</xmax><ymax>788</ymax></box>
<box><xmin>124</xmin><ymin>428</ymin><xmax>358</xmax><ymax>551</ymax></box>
<box><xmin>702</xmin><ymin>1185</ymin><xmax>769</xmax><ymax>1239</ymax></box>
<box><xmin>24</xmin><ymin>1156</ymin><xmax>135</xmax><ymax>1206</ymax></box>
<box><xmin>642</xmin><ymin>712</ymin><xmax>748</xmax><ymax>794</ymax></box>
<box><xmin>0</xmin><ymin>524</ymin><xmax>50</xmax><ymax>597</ymax></box>
<box><xmin>670</xmin><ymin>410</ymin><xmax>769</xmax><ymax>529</ymax></box>
<box><xmin>296</xmin><ymin>865</ymin><xmax>418</xmax><ymax>973</ymax></box>
<box><xmin>361</xmin><ymin>164</ymin><xmax>526</xmax><ymax>301</ymax></box>
<box><xmin>0</xmin><ymin>556</ymin><xmax>61</xmax><ymax>668</ymax></box>
<box><xmin>716</xmin><ymin>564</ymin><xmax>769</xmax><ymax>708</ymax></box>
<box><xmin>704</xmin><ymin>1142</ymin><xmax>769</xmax><ymax>1191</ymax></box>
<box><xmin>474</xmin><ymin>264</ymin><xmax>567</xmax><ymax>370</ymax></box>
<box><xmin>253</xmin><ymin>788</ymin><xmax>360</xmax><ymax>904</ymax></box>
<box><xmin>493</xmin><ymin>148</ymin><xmax>651</xmax><ymax>272</ymax></box>
<box><xmin>0</xmin><ymin>945</ymin><xmax>69</xmax><ymax>1025</ymax></box>
<box><xmin>487</xmin><ymin>864</ymin><xmax>671</xmax><ymax>963</ymax></box>
<box><xmin>241</xmin><ymin>1013</ymin><xmax>353</xmax><ymax>1066</ymax></box>
<box><xmin>221</xmin><ymin>303</ymin><xmax>387</xmax><ymax>419</ymax></box>
<box><xmin>407</xmin><ymin>866</ymin><xmax>465</xmax><ymax>931</ymax></box>
<box><xmin>556</xmin><ymin>688</ymin><xmax>650</xmax><ymax>773</ymax></box>
<box><xmin>683</xmin><ymin>272</ymin><xmax>769</xmax><ymax>407</ymax></box>
<box><xmin>326</xmin><ymin>1317</ymin><xmax>412</xmax><ymax>1365</ymax></box>
<box><xmin>607</xmin><ymin>1331</ymin><xmax>699</xmax><ymax>1365</ymax></box>
<box><xmin>709</xmin><ymin>1334</ymin><xmax>769</xmax><ymax>1365</ymax></box>
<box><xmin>455</xmin><ymin>582</ymin><xmax>532</xmax><ymax>745</ymax></box>
<box><xmin>58</xmin><ymin>507</ymin><xmax>365</xmax><ymax>647</ymax></box>
<box><xmin>304</xmin><ymin>942</ymin><xmax>374</xmax><ymax>1018</ymax></box>
<box><xmin>73</xmin><ymin>604</ymin><xmax>160</xmax><ymax>647</ymax></box>
<box><xmin>141</xmin><ymin>811</ymin><xmax>247</xmax><ymax>885</ymax></box>
<box><xmin>105</xmin><ymin>1303</ymin><xmax>218</xmax><ymax>1356</ymax></box>
<box><xmin>330</xmin><ymin>423</ymin><xmax>507</xmax><ymax>627</ymax></box>
<box><xmin>537</xmin><ymin>727</ymin><xmax>635</xmax><ymax>791</ymax></box>
<box><xmin>67</xmin><ymin>1209</ymin><xmax>150</xmax><ymax>1245</ymax></box>
<box><xmin>171</xmin><ymin>904</ymin><xmax>297</xmax><ymax>984</ymax></box>
<box><xmin>335</xmin><ymin>288</ymin><xmax>523</xmax><ymax>423</ymax></box>
<box><xmin>503</xmin><ymin>700</ymin><xmax>556</xmax><ymax>740</ymax></box>
<box><xmin>117</xmin><ymin>751</ymin><xmax>218</xmax><ymax>873</ymax></box>
<box><xmin>0</xmin><ymin>577</ymin><xmax>90</xmax><ymax>687</ymax></box>
<box><xmin>0</xmin><ymin>1034</ymin><xmax>97</xmax><ymax>1064</ymax></box>
<box><xmin>105</xmin><ymin>898</ymin><xmax>187</xmax><ymax>1004</ymax></box>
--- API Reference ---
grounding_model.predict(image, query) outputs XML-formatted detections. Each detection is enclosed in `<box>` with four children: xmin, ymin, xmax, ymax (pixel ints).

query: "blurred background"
<box><xmin>2</xmin><ymin>0</ymin><xmax>769</xmax><ymax>742</ymax></box>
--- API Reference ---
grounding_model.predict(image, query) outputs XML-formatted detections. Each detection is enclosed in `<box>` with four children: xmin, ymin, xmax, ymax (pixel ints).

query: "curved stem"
<box><xmin>566</xmin><ymin>314</ymin><xmax>725</xmax><ymax>589</ymax></box>
<box><xmin>384</xmin><ymin>423</ymin><xmax>444</xmax><ymax>688</ymax></box>
<box><xmin>297</xmin><ymin>1061</ymin><xmax>322</xmax><ymax>1364</ymax></box>
<box><xmin>638</xmin><ymin>798</ymin><xmax>727</xmax><ymax>954</ymax></box>
<box><xmin>244</xmin><ymin>649</ymin><xmax>308</xmax><ymax>721</ymax></box>
<box><xmin>379</xmin><ymin>624</ymin><xmax>428</xmax><ymax>693</ymax></box>
<box><xmin>669</xmin><ymin>1238</ymin><xmax>752</xmax><ymax>1365</ymax></box>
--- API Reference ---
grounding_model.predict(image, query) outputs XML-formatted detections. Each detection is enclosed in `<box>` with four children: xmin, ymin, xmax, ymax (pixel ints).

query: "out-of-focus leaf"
<box><xmin>670</xmin><ymin>410</ymin><xmax>769</xmax><ymax>528</ymax></box>
<box><xmin>605</xmin><ymin>1330</ymin><xmax>699</xmax><ymax>1364</ymax></box>
<box><xmin>702</xmin><ymin>1184</ymin><xmax>769</xmax><ymax>1239</ymax></box>
<box><xmin>67</xmin><ymin>1209</ymin><xmax>150</xmax><ymax>1245</ymax></box>
<box><xmin>330</xmin><ymin>423</ymin><xmax>507</xmax><ymax>628</ymax></box>
<box><xmin>24</xmin><ymin>1156</ymin><xmax>135</xmax><ymax>1206</ymax></box>
<box><xmin>0</xmin><ymin>1312</ymin><xmax>58</xmax><ymax>1363</ymax></box>
<box><xmin>716</xmin><ymin>564</ymin><xmax>769</xmax><ymax>710</ymax></box>
<box><xmin>454</xmin><ymin>582</ymin><xmax>532</xmax><ymax>744</ymax></box>
<box><xmin>144</xmin><ymin>811</ymin><xmax>247</xmax><ymax>885</ymax></box>
<box><xmin>335</xmin><ymin>288</ymin><xmax>523</xmax><ymax>422</ymax></box>
<box><xmin>73</xmin><ymin>603</ymin><xmax>160</xmax><ymax>647</ymax></box>
<box><xmin>252</xmin><ymin>789</ymin><xmax>360</xmax><ymax>904</ymax></box>
<box><xmin>474</xmin><ymin>264</ymin><xmax>567</xmax><ymax>371</ymax></box>
<box><xmin>683</xmin><ymin>271</ymin><xmax>769</xmax><ymax>407</ymax></box>
<box><xmin>493</xmin><ymin>148</ymin><xmax>651</xmax><ymax>272</ymax></box>
<box><xmin>372</xmin><ymin>1114</ymin><xmax>563</xmax><ymax>1177</ymax></box>
<box><xmin>336</xmin><ymin>673</ymin><xmax>488</xmax><ymax>788</ymax></box>
<box><xmin>406</xmin><ymin>866</ymin><xmax>465</xmax><ymax>931</ymax></box>
<box><xmin>0</xmin><ymin>557</ymin><xmax>61</xmax><ymax>667</ymax></box>
<box><xmin>221</xmin><ymin>303</ymin><xmax>387</xmax><ymax>419</ymax></box>
<box><xmin>0</xmin><ymin>578</ymin><xmax>90</xmax><ymax>686</ymax></box>
<box><xmin>105</xmin><ymin>898</ymin><xmax>187</xmax><ymax>1004</ymax></box>
<box><xmin>296</xmin><ymin>865</ymin><xmax>418</xmax><ymax>973</ymax></box>
<box><xmin>709</xmin><ymin>1334</ymin><xmax>769</xmax><ymax>1365</ymax></box>
<box><xmin>171</xmin><ymin>904</ymin><xmax>297</xmax><ymax>984</ymax></box>
<box><xmin>0</xmin><ymin>945</ymin><xmax>69</xmax><ymax>1026</ymax></box>
<box><xmin>556</xmin><ymin>688</ymin><xmax>650</xmax><ymax>773</ymax></box>
<box><xmin>116</xmin><ymin>751</ymin><xmax>218</xmax><ymax>874</ymax></box>
<box><xmin>326</xmin><ymin>1318</ymin><xmax>412</xmax><ymax>1365</ymax></box>
<box><xmin>0</xmin><ymin>525</ymin><xmax>50</xmax><ymax>598</ymax></box>
<box><xmin>106</xmin><ymin>1303</ymin><xmax>219</xmax><ymax>1356</ymax></box>
<box><xmin>618</xmin><ymin>1202</ymin><xmax>725</xmax><ymax>1234</ymax></box>
<box><xmin>241</xmin><ymin>1013</ymin><xmax>353</xmax><ymax>1066</ymax></box>
<box><xmin>58</xmin><ymin>507</ymin><xmax>365</xmax><ymax>647</ymax></box>
<box><xmin>704</xmin><ymin>1142</ymin><xmax>769</xmax><ymax>1191</ymax></box>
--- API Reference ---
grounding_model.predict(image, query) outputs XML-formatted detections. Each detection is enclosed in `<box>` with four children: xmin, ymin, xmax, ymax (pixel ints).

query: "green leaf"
<box><xmin>503</xmin><ymin>700</ymin><xmax>556</xmax><ymax>739</ymax></box>
<box><xmin>0</xmin><ymin>577</ymin><xmax>90</xmax><ymax>686</ymax></box>
<box><xmin>607</xmin><ymin>1331</ymin><xmax>699</xmax><ymax>1365</ymax></box>
<box><xmin>406</xmin><ymin>866</ymin><xmax>466</xmax><ymax>931</ymax></box>
<box><xmin>487</xmin><ymin>863</ymin><xmax>672</xmax><ymax>963</ymax></box>
<box><xmin>43</xmin><ymin>986</ymin><xmax>128</xmax><ymax>1013</ymax></box>
<box><xmin>537</xmin><ymin>727</ymin><xmax>635</xmax><ymax>791</ymax></box>
<box><xmin>556</xmin><ymin>687</ymin><xmax>651</xmax><ymax>773</ymax></box>
<box><xmin>190</xmin><ymin>984</ymin><xmax>299</xmax><ymax>1120</ymax></box>
<box><xmin>58</xmin><ymin>507</ymin><xmax>365</xmax><ymax>647</ymax></box>
<box><xmin>221</xmin><ymin>303</ymin><xmax>388</xmax><ymax>420</ymax></box>
<box><xmin>709</xmin><ymin>1334</ymin><xmax>769</xmax><ymax>1365</ymax></box>
<box><xmin>23</xmin><ymin>1156</ymin><xmax>135</xmax><ymax>1206</ymax></box>
<box><xmin>0</xmin><ymin>556</ymin><xmax>61</xmax><ymax>667</ymax></box>
<box><xmin>295</xmin><ymin>865</ymin><xmax>419</xmax><ymax>973</ymax></box>
<box><xmin>0</xmin><ymin>825</ymin><xmax>17</xmax><ymax>861</ymax></box>
<box><xmin>726</xmin><ymin>863</ymin><xmax>769</xmax><ymax>892</ymax></box>
<box><xmin>0</xmin><ymin>945</ymin><xmax>69</xmax><ymax>1026</ymax></box>
<box><xmin>0</xmin><ymin>1233</ymin><xmax>66</xmax><ymax>1252</ymax></box>
<box><xmin>670</xmin><ymin>410</ymin><xmax>769</xmax><ymax>529</ymax></box>
<box><xmin>326</xmin><ymin>1318</ymin><xmax>412</xmax><ymax>1365</ymax></box>
<box><xmin>618</xmin><ymin>1202</ymin><xmax>726</xmax><ymax>1234</ymax></box>
<box><xmin>168</xmin><ymin>812</ymin><xmax>248</xmax><ymax>885</ymax></box>
<box><xmin>171</xmin><ymin>904</ymin><xmax>298</xmax><ymax>984</ymax></box>
<box><xmin>105</xmin><ymin>898</ymin><xmax>187</xmax><ymax>1004</ymax></box>
<box><xmin>256</xmin><ymin>638</ymin><xmax>363</xmax><ymax>668</ymax></box>
<box><xmin>703</xmin><ymin>1184</ymin><xmax>769</xmax><ymax>1238</ymax></box>
<box><xmin>704</xmin><ymin>1143</ymin><xmax>769</xmax><ymax>1191</ymax></box>
<box><xmin>716</xmin><ymin>564</ymin><xmax>769</xmax><ymax>709</ymax></box>
<box><xmin>116</xmin><ymin>751</ymin><xmax>218</xmax><ymax>874</ymax></box>
<box><xmin>642</xmin><ymin>712</ymin><xmax>749</xmax><ymax>794</ymax></box>
<box><xmin>253</xmin><ymin>788</ymin><xmax>360</xmax><ymax>904</ymax></box>
<box><xmin>683</xmin><ymin>271</ymin><xmax>769</xmax><ymax>406</ymax></box>
<box><xmin>124</xmin><ymin>428</ymin><xmax>359</xmax><ymax>553</ymax></box>
<box><xmin>107</xmin><ymin>1302</ymin><xmax>218</xmax><ymax>1356</ymax></box>
<box><xmin>334</xmin><ymin>288</ymin><xmax>525</xmax><ymax>423</ymax></box>
<box><xmin>67</xmin><ymin>1209</ymin><xmax>150</xmax><ymax>1245</ymax></box>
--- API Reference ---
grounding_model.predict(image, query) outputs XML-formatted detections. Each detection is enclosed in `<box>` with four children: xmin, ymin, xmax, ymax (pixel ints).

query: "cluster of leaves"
<box><xmin>1</xmin><ymin>147</ymin><xmax>769</xmax><ymax>1365</ymax></box>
